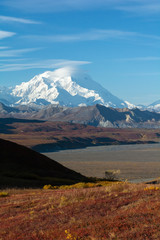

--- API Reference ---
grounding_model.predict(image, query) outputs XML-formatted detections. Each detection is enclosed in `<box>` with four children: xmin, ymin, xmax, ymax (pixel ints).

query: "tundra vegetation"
<box><xmin>1</xmin><ymin>182</ymin><xmax>160</xmax><ymax>240</ymax></box>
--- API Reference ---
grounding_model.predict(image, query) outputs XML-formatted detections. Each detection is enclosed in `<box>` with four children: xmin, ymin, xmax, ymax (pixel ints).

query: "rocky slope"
<box><xmin>1</xmin><ymin>103</ymin><xmax>160</xmax><ymax>128</ymax></box>
<box><xmin>48</xmin><ymin>104</ymin><xmax>160</xmax><ymax>128</ymax></box>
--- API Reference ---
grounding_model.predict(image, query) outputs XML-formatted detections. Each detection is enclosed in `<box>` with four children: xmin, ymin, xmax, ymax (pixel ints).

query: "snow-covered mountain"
<box><xmin>11</xmin><ymin>67</ymin><xmax>132</xmax><ymax>108</ymax></box>
<box><xmin>0</xmin><ymin>86</ymin><xmax>17</xmax><ymax>105</ymax></box>
<box><xmin>147</xmin><ymin>100</ymin><xmax>160</xmax><ymax>112</ymax></box>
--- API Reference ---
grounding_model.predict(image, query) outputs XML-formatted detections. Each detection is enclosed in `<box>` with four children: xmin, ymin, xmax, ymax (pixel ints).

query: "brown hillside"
<box><xmin>0</xmin><ymin>138</ymin><xmax>87</xmax><ymax>188</ymax></box>
<box><xmin>0</xmin><ymin>119</ymin><xmax>159</xmax><ymax>152</ymax></box>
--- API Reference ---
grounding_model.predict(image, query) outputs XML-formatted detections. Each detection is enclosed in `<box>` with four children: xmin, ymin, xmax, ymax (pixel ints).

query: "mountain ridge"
<box><xmin>1</xmin><ymin>102</ymin><xmax>160</xmax><ymax>128</ymax></box>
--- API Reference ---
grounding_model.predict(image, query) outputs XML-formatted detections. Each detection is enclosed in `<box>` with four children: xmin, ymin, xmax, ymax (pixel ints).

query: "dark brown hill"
<box><xmin>0</xmin><ymin>118</ymin><xmax>44</xmax><ymax>133</ymax></box>
<box><xmin>0</xmin><ymin>138</ymin><xmax>87</xmax><ymax>188</ymax></box>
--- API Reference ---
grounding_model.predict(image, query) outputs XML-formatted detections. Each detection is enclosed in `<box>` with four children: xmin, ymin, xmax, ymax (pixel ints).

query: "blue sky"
<box><xmin>0</xmin><ymin>0</ymin><xmax>160</xmax><ymax>105</ymax></box>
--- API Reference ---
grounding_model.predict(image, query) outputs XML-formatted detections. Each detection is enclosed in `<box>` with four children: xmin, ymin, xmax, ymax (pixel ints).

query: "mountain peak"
<box><xmin>1</xmin><ymin>67</ymin><xmax>132</xmax><ymax>108</ymax></box>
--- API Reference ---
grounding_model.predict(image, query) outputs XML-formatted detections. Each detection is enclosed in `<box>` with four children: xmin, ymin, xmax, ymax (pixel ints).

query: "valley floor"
<box><xmin>44</xmin><ymin>143</ymin><xmax>160</xmax><ymax>182</ymax></box>
<box><xmin>1</xmin><ymin>182</ymin><xmax>160</xmax><ymax>240</ymax></box>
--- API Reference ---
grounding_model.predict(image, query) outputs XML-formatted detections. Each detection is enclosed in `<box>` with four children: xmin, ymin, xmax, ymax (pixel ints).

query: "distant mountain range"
<box><xmin>1</xmin><ymin>102</ymin><xmax>160</xmax><ymax>128</ymax></box>
<box><xmin>148</xmin><ymin>100</ymin><xmax>160</xmax><ymax>112</ymax></box>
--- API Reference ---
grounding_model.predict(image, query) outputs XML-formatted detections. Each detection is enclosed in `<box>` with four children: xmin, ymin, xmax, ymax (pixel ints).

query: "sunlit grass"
<box><xmin>1</xmin><ymin>183</ymin><xmax>160</xmax><ymax>239</ymax></box>
<box><xmin>43</xmin><ymin>180</ymin><xmax>121</xmax><ymax>190</ymax></box>
<box><xmin>0</xmin><ymin>191</ymin><xmax>9</xmax><ymax>197</ymax></box>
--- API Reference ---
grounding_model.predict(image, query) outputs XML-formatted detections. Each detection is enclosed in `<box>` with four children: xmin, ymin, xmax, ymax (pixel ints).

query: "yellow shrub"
<box><xmin>43</xmin><ymin>184</ymin><xmax>53</xmax><ymax>190</ymax></box>
<box><xmin>65</xmin><ymin>230</ymin><xmax>77</xmax><ymax>240</ymax></box>
<box><xmin>144</xmin><ymin>186</ymin><xmax>160</xmax><ymax>191</ymax></box>
<box><xmin>43</xmin><ymin>181</ymin><xmax>120</xmax><ymax>190</ymax></box>
<box><xmin>0</xmin><ymin>192</ymin><xmax>9</xmax><ymax>197</ymax></box>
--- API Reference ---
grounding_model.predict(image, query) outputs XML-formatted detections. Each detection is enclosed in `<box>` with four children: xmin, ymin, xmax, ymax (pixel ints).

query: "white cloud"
<box><xmin>0</xmin><ymin>48</ymin><xmax>40</xmax><ymax>57</ymax></box>
<box><xmin>0</xmin><ymin>30</ymin><xmax>15</xmax><ymax>39</ymax></box>
<box><xmin>23</xmin><ymin>29</ymin><xmax>137</xmax><ymax>42</ymax></box>
<box><xmin>1</xmin><ymin>0</ymin><xmax>121</xmax><ymax>12</ymax></box>
<box><xmin>120</xmin><ymin>72</ymin><xmax>160</xmax><ymax>77</ymax></box>
<box><xmin>0</xmin><ymin>46</ymin><xmax>9</xmax><ymax>49</ymax></box>
<box><xmin>0</xmin><ymin>15</ymin><xmax>41</xmax><ymax>24</ymax></box>
<box><xmin>0</xmin><ymin>59</ymin><xmax>91</xmax><ymax>71</ymax></box>
<box><xmin>23</xmin><ymin>29</ymin><xmax>160</xmax><ymax>42</ymax></box>
<box><xmin>2</xmin><ymin>0</ymin><xmax>160</xmax><ymax>15</ymax></box>
<box><xmin>117</xmin><ymin>57</ymin><xmax>160</xmax><ymax>61</ymax></box>
<box><xmin>117</xmin><ymin>3</ymin><xmax>160</xmax><ymax>15</ymax></box>
<box><xmin>0</xmin><ymin>58</ymin><xmax>27</xmax><ymax>62</ymax></box>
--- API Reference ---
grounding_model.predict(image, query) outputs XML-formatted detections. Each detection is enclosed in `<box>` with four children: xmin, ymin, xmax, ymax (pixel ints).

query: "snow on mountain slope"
<box><xmin>124</xmin><ymin>101</ymin><xmax>136</xmax><ymax>109</ymax></box>
<box><xmin>11</xmin><ymin>67</ymin><xmax>130</xmax><ymax>108</ymax></box>
<box><xmin>147</xmin><ymin>100</ymin><xmax>160</xmax><ymax>112</ymax></box>
<box><xmin>0</xmin><ymin>86</ymin><xmax>17</xmax><ymax>105</ymax></box>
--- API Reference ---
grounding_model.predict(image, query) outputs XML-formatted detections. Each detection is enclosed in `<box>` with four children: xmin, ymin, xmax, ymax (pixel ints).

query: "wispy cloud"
<box><xmin>0</xmin><ymin>30</ymin><xmax>15</xmax><ymax>39</ymax></box>
<box><xmin>23</xmin><ymin>29</ymin><xmax>160</xmax><ymax>43</ymax></box>
<box><xmin>119</xmin><ymin>72</ymin><xmax>160</xmax><ymax>77</ymax></box>
<box><xmin>0</xmin><ymin>59</ymin><xmax>91</xmax><ymax>71</ymax></box>
<box><xmin>0</xmin><ymin>48</ymin><xmax>40</xmax><ymax>57</ymax></box>
<box><xmin>0</xmin><ymin>58</ymin><xmax>28</xmax><ymax>62</ymax></box>
<box><xmin>117</xmin><ymin>57</ymin><xmax>160</xmax><ymax>61</ymax></box>
<box><xmin>0</xmin><ymin>46</ymin><xmax>9</xmax><ymax>49</ymax></box>
<box><xmin>0</xmin><ymin>15</ymin><xmax>41</xmax><ymax>24</ymax></box>
<box><xmin>24</xmin><ymin>29</ymin><xmax>138</xmax><ymax>42</ymax></box>
<box><xmin>117</xmin><ymin>3</ymin><xmax>160</xmax><ymax>15</ymax></box>
<box><xmin>1</xmin><ymin>0</ymin><xmax>120</xmax><ymax>12</ymax></box>
<box><xmin>2</xmin><ymin>0</ymin><xmax>160</xmax><ymax>15</ymax></box>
